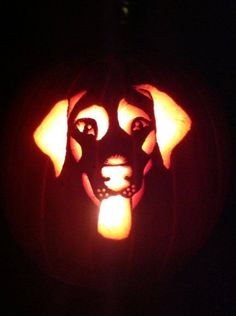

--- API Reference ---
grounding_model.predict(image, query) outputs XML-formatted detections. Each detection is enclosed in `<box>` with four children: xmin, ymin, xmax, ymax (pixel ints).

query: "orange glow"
<box><xmin>75</xmin><ymin>105</ymin><xmax>109</xmax><ymax>140</ymax></box>
<box><xmin>136</xmin><ymin>84</ymin><xmax>192</xmax><ymax>169</ymax></box>
<box><xmin>132</xmin><ymin>181</ymin><xmax>145</xmax><ymax>207</ymax></box>
<box><xmin>33</xmin><ymin>83</ymin><xmax>192</xmax><ymax>242</ymax></box>
<box><xmin>82</xmin><ymin>173</ymin><xmax>100</xmax><ymax>206</ymax></box>
<box><xmin>70</xmin><ymin>138</ymin><xmax>82</xmax><ymax>162</ymax></box>
<box><xmin>142</xmin><ymin>130</ymin><xmax>156</xmax><ymax>154</ymax></box>
<box><xmin>98</xmin><ymin>195</ymin><xmax>132</xmax><ymax>240</ymax></box>
<box><xmin>68</xmin><ymin>90</ymin><xmax>87</xmax><ymax>116</ymax></box>
<box><xmin>34</xmin><ymin>85</ymin><xmax>191</xmax><ymax>177</ymax></box>
<box><xmin>33</xmin><ymin>100</ymin><xmax>68</xmax><ymax>177</ymax></box>
<box><xmin>101</xmin><ymin>165</ymin><xmax>132</xmax><ymax>192</ymax></box>
<box><xmin>104</xmin><ymin>155</ymin><xmax>127</xmax><ymax>165</ymax></box>
<box><xmin>118</xmin><ymin>99</ymin><xmax>151</xmax><ymax>135</ymax></box>
<box><xmin>143</xmin><ymin>159</ymin><xmax>153</xmax><ymax>176</ymax></box>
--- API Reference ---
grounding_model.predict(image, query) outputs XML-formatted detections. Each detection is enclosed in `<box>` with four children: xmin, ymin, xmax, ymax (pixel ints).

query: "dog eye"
<box><xmin>75</xmin><ymin>118</ymin><xmax>97</xmax><ymax>137</ymax></box>
<box><xmin>131</xmin><ymin>117</ymin><xmax>150</xmax><ymax>133</ymax></box>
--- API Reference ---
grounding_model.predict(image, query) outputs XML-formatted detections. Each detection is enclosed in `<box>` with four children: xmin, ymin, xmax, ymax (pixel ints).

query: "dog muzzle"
<box><xmin>82</xmin><ymin>155</ymin><xmax>146</xmax><ymax>240</ymax></box>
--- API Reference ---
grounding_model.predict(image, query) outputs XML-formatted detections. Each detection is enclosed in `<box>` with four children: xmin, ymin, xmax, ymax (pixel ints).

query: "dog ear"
<box><xmin>135</xmin><ymin>84</ymin><xmax>192</xmax><ymax>169</ymax></box>
<box><xmin>33</xmin><ymin>91</ymin><xmax>87</xmax><ymax>177</ymax></box>
<box><xmin>33</xmin><ymin>100</ymin><xmax>68</xmax><ymax>177</ymax></box>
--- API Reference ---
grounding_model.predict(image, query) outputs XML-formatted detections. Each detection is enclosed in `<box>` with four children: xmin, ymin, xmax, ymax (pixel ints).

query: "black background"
<box><xmin>1</xmin><ymin>1</ymin><xmax>235</xmax><ymax>315</ymax></box>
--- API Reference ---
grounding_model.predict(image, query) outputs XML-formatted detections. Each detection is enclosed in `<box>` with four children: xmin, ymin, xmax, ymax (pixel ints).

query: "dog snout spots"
<box><xmin>96</xmin><ymin>187</ymin><xmax>109</xmax><ymax>199</ymax></box>
<box><xmin>122</xmin><ymin>184</ymin><xmax>137</xmax><ymax>197</ymax></box>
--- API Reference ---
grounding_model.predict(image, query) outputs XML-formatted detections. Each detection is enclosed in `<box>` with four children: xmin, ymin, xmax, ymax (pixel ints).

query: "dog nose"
<box><xmin>101</xmin><ymin>165</ymin><xmax>132</xmax><ymax>192</ymax></box>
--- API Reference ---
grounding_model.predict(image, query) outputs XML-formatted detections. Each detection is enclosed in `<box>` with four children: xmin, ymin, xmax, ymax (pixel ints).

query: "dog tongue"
<box><xmin>98</xmin><ymin>195</ymin><xmax>132</xmax><ymax>240</ymax></box>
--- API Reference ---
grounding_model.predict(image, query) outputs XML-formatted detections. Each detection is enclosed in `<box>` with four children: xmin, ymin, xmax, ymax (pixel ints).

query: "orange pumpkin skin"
<box><xmin>3</xmin><ymin>59</ymin><xmax>229</xmax><ymax>287</ymax></box>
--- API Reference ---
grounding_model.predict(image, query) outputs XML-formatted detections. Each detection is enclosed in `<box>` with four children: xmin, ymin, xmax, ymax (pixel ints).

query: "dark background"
<box><xmin>1</xmin><ymin>1</ymin><xmax>235</xmax><ymax>315</ymax></box>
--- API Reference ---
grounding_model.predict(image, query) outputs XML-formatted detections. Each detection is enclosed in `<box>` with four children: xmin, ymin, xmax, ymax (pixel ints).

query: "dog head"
<box><xmin>34</xmin><ymin>82</ymin><xmax>191</xmax><ymax>240</ymax></box>
<box><xmin>67</xmin><ymin>85</ymin><xmax>157</xmax><ymax>203</ymax></box>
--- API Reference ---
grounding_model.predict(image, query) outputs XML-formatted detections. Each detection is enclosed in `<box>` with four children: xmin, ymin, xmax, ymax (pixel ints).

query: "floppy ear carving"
<box><xmin>136</xmin><ymin>84</ymin><xmax>192</xmax><ymax>169</ymax></box>
<box><xmin>33</xmin><ymin>91</ymin><xmax>87</xmax><ymax>177</ymax></box>
<box><xmin>33</xmin><ymin>100</ymin><xmax>69</xmax><ymax>177</ymax></box>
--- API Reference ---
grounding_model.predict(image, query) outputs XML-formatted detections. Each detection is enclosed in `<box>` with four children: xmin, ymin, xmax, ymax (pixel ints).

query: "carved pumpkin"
<box><xmin>3</xmin><ymin>60</ymin><xmax>228</xmax><ymax>287</ymax></box>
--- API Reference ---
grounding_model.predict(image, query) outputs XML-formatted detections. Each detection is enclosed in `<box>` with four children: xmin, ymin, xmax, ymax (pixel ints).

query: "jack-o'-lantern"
<box><xmin>3</xmin><ymin>59</ymin><xmax>228</xmax><ymax>287</ymax></box>
<box><xmin>33</xmin><ymin>82</ymin><xmax>191</xmax><ymax>241</ymax></box>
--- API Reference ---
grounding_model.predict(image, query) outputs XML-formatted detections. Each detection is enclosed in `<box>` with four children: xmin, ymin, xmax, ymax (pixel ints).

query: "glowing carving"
<box><xmin>33</xmin><ymin>83</ymin><xmax>192</xmax><ymax>241</ymax></box>
<box><xmin>104</xmin><ymin>155</ymin><xmax>127</xmax><ymax>165</ymax></box>
<box><xmin>68</xmin><ymin>90</ymin><xmax>87</xmax><ymax>116</ymax></box>
<box><xmin>33</xmin><ymin>85</ymin><xmax>191</xmax><ymax>177</ymax></box>
<box><xmin>82</xmin><ymin>173</ymin><xmax>100</xmax><ymax>206</ymax></box>
<box><xmin>136</xmin><ymin>84</ymin><xmax>192</xmax><ymax>168</ymax></box>
<box><xmin>33</xmin><ymin>91</ymin><xmax>87</xmax><ymax>177</ymax></box>
<box><xmin>101</xmin><ymin>165</ymin><xmax>132</xmax><ymax>192</ymax></box>
<box><xmin>118</xmin><ymin>99</ymin><xmax>151</xmax><ymax>135</ymax></box>
<box><xmin>70</xmin><ymin>138</ymin><xmax>82</xmax><ymax>162</ymax></box>
<box><xmin>141</xmin><ymin>130</ymin><xmax>156</xmax><ymax>154</ymax></box>
<box><xmin>74</xmin><ymin>105</ymin><xmax>109</xmax><ymax>140</ymax></box>
<box><xmin>117</xmin><ymin>99</ymin><xmax>156</xmax><ymax>155</ymax></box>
<box><xmin>143</xmin><ymin>159</ymin><xmax>153</xmax><ymax>176</ymax></box>
<box><xmin>98</xmin><ymin>195</ymin><xmax>132</xmax><ymax>240</ymax></box>
<box><xmin>33</xmin><ymin>100</ymin><xmax>68</xmax><ymax>177</ymax></box>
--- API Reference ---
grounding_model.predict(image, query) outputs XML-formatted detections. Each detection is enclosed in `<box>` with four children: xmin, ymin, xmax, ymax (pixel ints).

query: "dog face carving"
<box><xmin>68</xmin><ymin>86</ymin><xmax>156</xmax><ymax>203</ymax></box>
<box><xmin>34</xmin><ymin>83</ymin><xmax>191</xmax><ymax>240</ymax></box>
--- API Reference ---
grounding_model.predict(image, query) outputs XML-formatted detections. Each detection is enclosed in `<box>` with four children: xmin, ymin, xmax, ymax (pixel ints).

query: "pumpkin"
<box><xmin>3</xmin><ymin>59</ymin><xmax>228</xmax><ymax>287</ymax></box>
